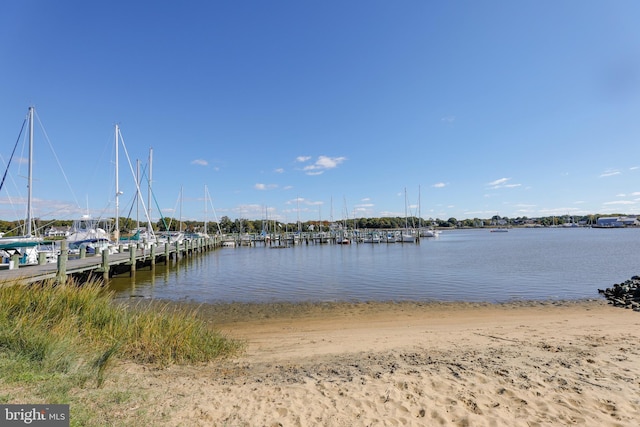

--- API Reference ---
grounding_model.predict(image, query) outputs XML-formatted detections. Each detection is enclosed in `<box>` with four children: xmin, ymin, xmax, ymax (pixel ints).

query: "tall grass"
<box><xmin>0</xmin><ymin>278</ymin><xmax>243</xmax><ymax>426</ymax></box>
<box><xmin>0</xmin><ymin>278</ymin><xmax>243</xmax><ymax>381</ymax></box>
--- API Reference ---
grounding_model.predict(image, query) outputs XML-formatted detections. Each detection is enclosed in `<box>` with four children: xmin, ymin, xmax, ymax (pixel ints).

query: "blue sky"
<box><xmin>2</xmin><ymin>1</ymin><xmax>640</xmax><ymax>224</ymax></box>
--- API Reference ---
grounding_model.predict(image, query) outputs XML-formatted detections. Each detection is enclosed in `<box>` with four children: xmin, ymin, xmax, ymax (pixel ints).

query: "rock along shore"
<box><xmin>599</xmin><ymin>275</ymin><xmax>640</xmax><ymax>311</ymax></box>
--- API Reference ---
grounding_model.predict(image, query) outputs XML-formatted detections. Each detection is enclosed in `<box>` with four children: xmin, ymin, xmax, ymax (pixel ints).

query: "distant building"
<box><xmin>46</xmin><ymin>226</ymin><xmax>70</xmax><ymax>237</ymax></box>
<box><xmin>595</xmin><ymin>216</ymin><xmax>639</xmax><ymax>228</ymax></box>
<box><xmin>619</xmin><ymin>216</ymin><xmax>640</xmax><ymax>226</ymax></box>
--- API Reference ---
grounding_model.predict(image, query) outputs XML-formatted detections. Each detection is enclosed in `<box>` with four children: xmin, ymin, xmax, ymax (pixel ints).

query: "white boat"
<box><xmin>156</xmin><ymin>231</ymin><xmax>185</xmax><ymax>245</ymax></box>
<box><xmin>400</xmin><ymin>230</ymin><xmax>416</xmax><ymax>243</ymax></box>
<box><xmin>0</xmin><ymin>237</ymin><xmax>41</xmax><ymax>266</ymax></box>
<box><xmin>66</xmin><ymin>215</ymin><xmax>117</xmax><ymax>254</ymax></box>
<box><xmin>420</xmin><ymin>228</ymin><xmax>440</xmax><ymax>238</ymax></box>
<box><xmin>222</xmin><ymin>239</ymin><xmax>236</xmax><ymax>248</ymax></box>
<box><xmin>362</xmin><ymin>232</ymin><xmax>382</xmax><ymax>243</ymax></box>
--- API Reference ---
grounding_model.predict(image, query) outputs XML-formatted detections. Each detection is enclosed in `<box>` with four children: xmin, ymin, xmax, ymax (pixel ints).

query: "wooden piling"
<box><xmin>129</xmin><ymin>244</ymin><xmax>136</xmax><ymax>276</ymax></box>
<box><xmin>150</xmin><ymin>244</ymin><xmax>156</xmax><ymax>268</ymax></box>
<box><xmin>101</xmin><ymin>249</ymin><xmax>109</xmax><ymax>281</ymax></box>
<box><xmin>57</xmin><ymin>240</ymin><xmax>68</xmax><ymax>284</ymax></box>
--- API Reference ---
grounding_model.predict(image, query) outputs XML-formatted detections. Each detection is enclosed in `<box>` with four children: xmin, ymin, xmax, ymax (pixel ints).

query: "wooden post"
<box><xmin>129</xmin><ymin>244</ymin><xmax>136</xmax><ymax>276</ymax></box>
<box><xmin>57</xmin><ymin>240</ymin><xmax>68</xmax><ymax>284</ymax></box>
<box><xmin>10</xmin><ymin>253</ymin><xmax>20</xmax><ymax>270</ymax></box>
<box><xmin>174</xmin><ymin>241</ymin><xmax>180</xmax><ymax>260</ymax></box>
<box><xmin>150</xmin><ymin>243</ymin><xmax>156</xmax><ymax>269</ymax></box>
<box><xmin>38</xmin><ymin>251</ymin><xmax>47</xmax><ymax>265</ymax></box>
<box><xmin>164</xmin><ymin>242</ymin><xmax>169</xmax><ymax>264</ymax></box>
<box><xmin>101</xmin><ymin>249</ymin><xmax>109</xmax><ymax>281</ymax></box>
<box><xmin>80</xmin><ymin>246</ymin><xmax>86</xmax><ymax>259</ymax></box>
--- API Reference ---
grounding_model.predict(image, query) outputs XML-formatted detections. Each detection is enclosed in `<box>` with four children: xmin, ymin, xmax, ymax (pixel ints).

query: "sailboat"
<box><xmin>400</xmin><ymin>188</ymin><xmax>416</xmax><ymax>243</ymax></box>
<box><xmin>0</xmin><ymin>107</ymin><xmax>46</xmax><ymax>266</ymax></box>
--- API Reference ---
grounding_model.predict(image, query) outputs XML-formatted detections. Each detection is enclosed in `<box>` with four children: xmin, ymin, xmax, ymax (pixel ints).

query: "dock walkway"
<box><xmin>0</xmin><ymin>237</ymin><xmax>219</xmax><ymax>285</ymax></box>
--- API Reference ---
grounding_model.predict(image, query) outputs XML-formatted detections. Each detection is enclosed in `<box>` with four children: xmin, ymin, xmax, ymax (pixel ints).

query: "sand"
<box><xmin>105</xmin><ymin>299</ymin><xmax>640</xmax><ymax>426</ymax></box>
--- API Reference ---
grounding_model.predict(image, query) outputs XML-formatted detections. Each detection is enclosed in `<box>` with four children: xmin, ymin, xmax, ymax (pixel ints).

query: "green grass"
<box><xmin>0</xmin><ymin>278</ymin><xmax>244</xmax><ymax>425</ymax></box>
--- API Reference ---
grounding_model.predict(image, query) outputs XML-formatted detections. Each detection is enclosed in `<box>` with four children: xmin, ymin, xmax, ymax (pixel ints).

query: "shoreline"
<box><xmin>123</xmin><ymin>296</ymin><xmax>608</xmax><ymax>325</ymax></box>
<box><xmin>99</xmin><ymin>297</ymin><xmax>640</xmax><ymax>426</ymax></box>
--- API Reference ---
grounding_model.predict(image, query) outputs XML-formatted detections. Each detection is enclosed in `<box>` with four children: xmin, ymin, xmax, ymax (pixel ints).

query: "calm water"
<box><xmin>109</xmin><ymin>227</ymin><xmax>640</xmax><ymax>303</ymax></box>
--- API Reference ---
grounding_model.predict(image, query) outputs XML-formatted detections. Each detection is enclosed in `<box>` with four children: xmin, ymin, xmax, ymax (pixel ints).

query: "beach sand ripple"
<box><xmin>104</xmin><ymin>300</ymin><xmax>640</xmax><ymax>426</ymax></box>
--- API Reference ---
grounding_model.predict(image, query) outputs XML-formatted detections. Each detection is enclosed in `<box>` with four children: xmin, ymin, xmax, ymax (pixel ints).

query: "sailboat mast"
<box><xmin>204</xmin><ymin>185</ymin><xmax>208</xmax><ymax>235</ymax></box>
<box><xmin>114</xmin><ymin>124</ymin><xmax>120</xmax><ymax>241</ymax></box>
<box><xmin>418</xmin><ymin>185</ymin><xmax>421</xmax><ymax>229</ymax></box>
<box><xmin>148</xmin><ymin>147</ymin><xmax>153</xmax><ymax>223</ymax></box>
<box><xmin>136</xmin><ymin>159</ymin><xmax>140</xmax><ymax>231</ymax></box>
<box><xmin>297</xmin><ymin>195</ymin><xmax>301</xmax><ymax>233</ymax></box>
<box><xmin>26</xmin><ymin>107</ymin><xmax>33</xmax><ymax>236</ymax></box>
<box><xmin>404</xmin><ymin>187</ymin><xmax>408</xmax><ymax>229</ymax></box>
<box><xmin>179</xmin><ymin>185</ymin><xmax>183</xmax><ymax>232</ymax></box>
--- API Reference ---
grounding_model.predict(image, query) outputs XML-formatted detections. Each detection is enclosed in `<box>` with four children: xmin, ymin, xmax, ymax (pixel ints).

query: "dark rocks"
<box><xmin>598</xmin><ymin>276</ymin><xmax>640</xmax><ymax>311</ymax></box>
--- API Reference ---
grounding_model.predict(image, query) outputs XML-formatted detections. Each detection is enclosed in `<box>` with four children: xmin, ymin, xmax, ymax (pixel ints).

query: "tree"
<box><xmin>219</xmin><ymin>216</ymin><xmax>234</xmax><ymax>233</ymax></box>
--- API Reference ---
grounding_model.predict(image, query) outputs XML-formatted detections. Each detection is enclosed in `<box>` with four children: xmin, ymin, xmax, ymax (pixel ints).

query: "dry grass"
<box><xmin>0</xmin><ymin>278</ymin><xmax>243</xmax><ymax>426</ymax></box>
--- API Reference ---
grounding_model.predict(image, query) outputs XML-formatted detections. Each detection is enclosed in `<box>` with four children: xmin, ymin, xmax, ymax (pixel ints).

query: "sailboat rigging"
<box><xmin>0</xmin><ymin>107</ymin><xmax>46</xmax><ymax>265</ymax></box>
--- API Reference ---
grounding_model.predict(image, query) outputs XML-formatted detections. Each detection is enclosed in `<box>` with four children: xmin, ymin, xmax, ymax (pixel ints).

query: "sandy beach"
<box><xmin>102</xmin><ymin>299</ymin><xmax>640</xmax><ymax>426</ymax></box>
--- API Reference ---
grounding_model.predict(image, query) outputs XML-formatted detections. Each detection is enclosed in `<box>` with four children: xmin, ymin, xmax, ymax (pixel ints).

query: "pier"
<box><xmin>218</xmin><ymin>229</ymin><xmax>425</xmax><ymax>247</ymax></box>
<box><xmin>0</xmin><ymin>237</ymin><xmax>220</xmax><ymax>285</ymax></box>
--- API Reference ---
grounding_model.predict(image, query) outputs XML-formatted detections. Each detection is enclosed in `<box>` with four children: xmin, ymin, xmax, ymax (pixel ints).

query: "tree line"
<box><xmin>0</xmin><ymin>214</ymin><xmax>624</xmax><ymax>237</ymax></box>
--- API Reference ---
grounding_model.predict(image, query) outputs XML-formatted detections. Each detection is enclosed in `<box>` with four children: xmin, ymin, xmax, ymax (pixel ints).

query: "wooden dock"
<box><xmin>0</xmin><ymin>237</ymin><xmax>220</xmax><ymax>285</ymax></box>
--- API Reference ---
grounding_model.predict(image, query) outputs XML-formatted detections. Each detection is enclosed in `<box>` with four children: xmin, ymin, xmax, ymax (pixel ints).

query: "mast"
<box><xmin>404</xmin><ymin>187</ymin><xmax>408</xmax><ymax>229</ymax></box>
<box><xmin>148</xmin><ymin>147</ymin><xmax>153</xmax><ymax>223</ymax></box>
<box><xmin>204</xmin><ymin>185</ymin><xmax>208</xmax><ymax>235</ymax></box>
<box><xmin>136</xmin><ymin>159</ymin><xmax>140</xmax><ymax>231</ymax></box>
<box><xmin>297</xmin><ymin>195</ymin><xmax>301</xmax><ymax>233</ymax></box>
<box><xmin>179</xmin><ymin>185</ymin><xmax>183</xmax><ymax>232</ymax></box>
<box><xmin>114</xmin><ymin>124</ymin><xmax>120</xmax><ymax>241</ymax></box>
<box><xmin>418</xmin><ymin>185</ymin><xmax>421</xmax><ymax>229</ymax></box>
<box><xmin>26</xmin><ymin>107</ymin><xmax>33</xmax><ymax>236</ymax></box>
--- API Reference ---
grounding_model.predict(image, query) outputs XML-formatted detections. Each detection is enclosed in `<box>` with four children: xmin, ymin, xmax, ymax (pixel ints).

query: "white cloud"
<box><xmin>487</xmin><ymin>177</ymin><xmax>521</xmax><ymax>189</ymax></box>
<box><xmin>301</xmin><ymin>155</ymin><xmax>347</xmax><ymax>175</ymax></box>
<box><xmin>191</xmin><ymin>159</ymin><xmax>208</xmax><ymax>166</ymax></box>
<box><xmin>254</xmin><ymin>183</ymin><xmax>277</xmax><ymax>190</ymax></box>
<box><xmin>600</xmin><ymin>169</ymin><xmax>621</xmax><ymax>177</ymax></box>
<box><xmin>488</xmin><ymin>178</ymin><xmax>510</xmax><ymax>187</ymax></box>
<box><xmin>295</xmin><ymin>156</ymin><xmax>311</xmax><ymax>162</ymax></box>
<box><xmin>604</xmin><ymin>200</ymin><xmax>636</xmax><ymax>205</ymax></box>
<box><xmin>274</xmin><ymin>168</ymin><xmax>284</xmax><ymax>173</ymax></box>
<box><xmin>432</xmin><ymin>182</ymin><xmax>446</xmax><ymax>188</ymax></box>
